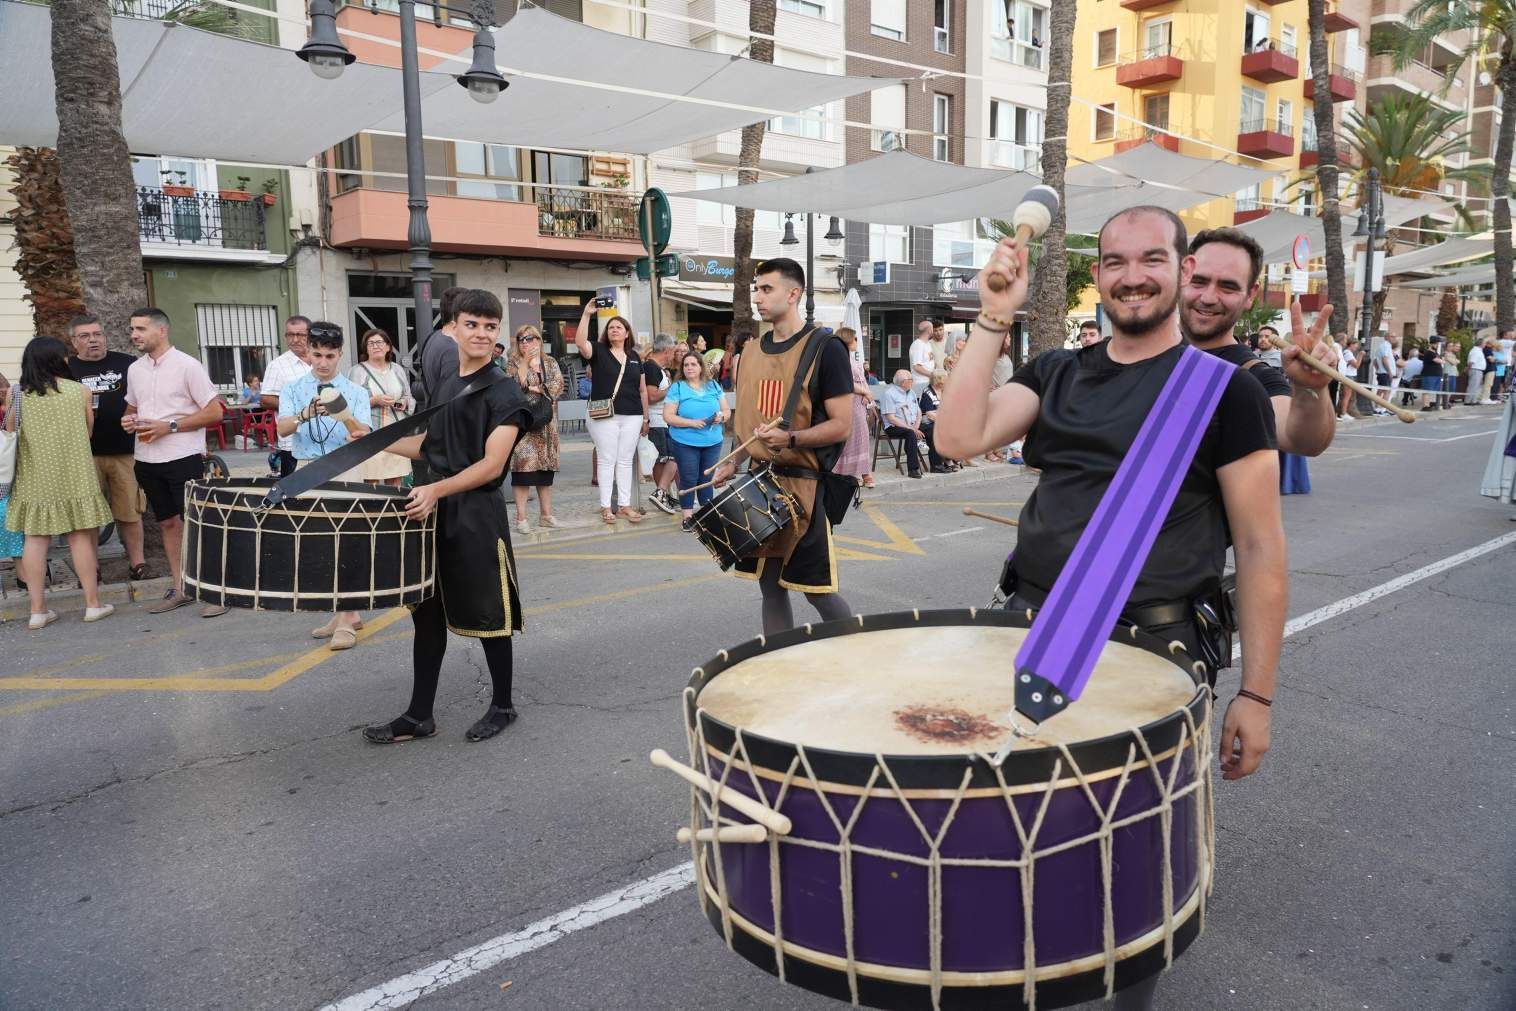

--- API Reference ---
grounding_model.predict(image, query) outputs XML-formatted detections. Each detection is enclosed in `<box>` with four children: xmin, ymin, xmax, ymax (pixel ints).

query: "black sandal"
<box><xmin>465</xmin><ymin>705</ymin><xmax>518</xmax><ymax>742</ymax></box>
<box><xmin>128</xmin><ymin>563</ymin><xmax>150</xmax><ymax>581</ymax></box>
<box><xmin>362</xmin><ymin>715</ymin><xmax>437</xmax><ymax>744</ymax></box>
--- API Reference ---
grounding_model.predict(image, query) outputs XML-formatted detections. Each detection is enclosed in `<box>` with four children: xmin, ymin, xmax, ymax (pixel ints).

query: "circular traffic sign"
<box><xmin>1291</xmin><ymin>233</ymin><xmax>1311</xmax><ymax>271</ymax></box>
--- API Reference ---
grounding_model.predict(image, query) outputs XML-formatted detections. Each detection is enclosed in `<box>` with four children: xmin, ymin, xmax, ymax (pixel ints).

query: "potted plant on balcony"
<box><xmin>220</xmin><ymin>175</ymin><xmax>255</xmax><ymax>202</ymax></box>
<box><xmin>161</xmin><ymin>169</ymin><xmax>194</xmax><ymax>198</ymax></box>
<box><xmin>258</xmin><ymin>178</ymin><xmax>278</xmax><ymax>206</ymax></box>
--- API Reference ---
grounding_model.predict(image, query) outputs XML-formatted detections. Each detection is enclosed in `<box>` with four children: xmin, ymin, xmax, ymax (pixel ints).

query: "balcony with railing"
<box><xmin>1300</xmin><ymin>132</ymin><xmax>1357</xmax><ymax>169</ymax></box>
<box><xmin>137</xmin><ymin>187</ymin><xmax>273</xmax><ymax>259</ymax></box>
<box><xmin>1305</xmin><ymin>62</ymin><xmax>1360</xmax><ymax>102</ymax></box>
<box><xmin>1116</xmin><ymin>43</ymin><xmax>1184</xmax><ymax>88</ymax></box>
<box><xmin>1322</xmin><ymin>2</ymin><xmax>1358</xmax><ymax>32</ymax></box>
<box><xmin>1232</xmin><ymin>194</ymin><xmax>1274</xmax><ymax>225</ymax></box>
<box><xmin>1115</xmin><ymin>127</ymin><xmax>1179</xmax><ymax>153</ymax></box>
<box><xmin>988</xmin><ymin>140</ymin><xmax>1043</xmax><ymax>172</ymax></box>
<box><xmin>328</xmin><ymin>184</ymin><xmax>643</xmax><ymax>262</ymax></box>
<box><xmin>1237</xmin><ymin>117</ymin><xmax>1295</xmax><ymax>160</ymax></box>
<box><xmin>1241</xmin><ymin>37</ymin><xmax>1299</xmax><ymax>83</ymax></box>
<box><xmin>1119</xmin><ymin>0</ymin><xmax>1175</xmax><ymax>10</ymax></box>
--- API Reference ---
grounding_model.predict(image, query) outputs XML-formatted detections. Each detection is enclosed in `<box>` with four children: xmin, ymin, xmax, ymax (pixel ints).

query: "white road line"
<box><xmin>322</xmin><ymin>863</ymin><xmax>696</xmax><ymax>1010</ymax></box>
<box><xmin>937</xmin><ymin>525</ymin><xmax>984</xmax><ymax>538</ymax></box>
<box><xmin>1335</xmin><ymin>428</ymin><xmax>1496</xmax><ymax>443</ymax></box>
<box><xmin>327</xmin><ymin>530</ymin><xmax>1516</xmax><ymax>1009</ymax></box>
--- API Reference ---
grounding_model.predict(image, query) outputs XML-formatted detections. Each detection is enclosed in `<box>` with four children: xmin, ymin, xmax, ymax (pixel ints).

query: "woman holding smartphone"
<box><xmin>507</xmin><ymin>324</ymin><xmax>564</xmax><ymax>532</ymax></box>
<box><xmin>663</xmin><ymin>350</ymin><xmax>728</xmax><ymax>530</ymax></box>
<box><xmin>574</xmin><ymin>297</ymin><xmax>648</xmax><ymax>524</ymax></box>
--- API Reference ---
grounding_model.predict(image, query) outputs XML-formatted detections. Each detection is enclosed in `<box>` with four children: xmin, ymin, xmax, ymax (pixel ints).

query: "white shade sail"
<box><xmin>1381</xmin><ymin>236</ymin><xmax>1493</xmax><ymax>275</ymax></box>
<box><xmin>0</xmin><ymin>3</ymin><xmax>897</xmax><ymax>163</ymax></box>
<box><xmin>1400</xmin><ymin>264</ymin><xmax>1497</xmax><ymax>289</ymax></box>
<box><xmin>669</xmin><ymin>144</ymin><xmax>1276</xmax><ymax>232</ymax></box>
<box><xmin>1232</xmin><ymin>210</ymin><xmax>1326</xmax><ymax>266</ymax></box>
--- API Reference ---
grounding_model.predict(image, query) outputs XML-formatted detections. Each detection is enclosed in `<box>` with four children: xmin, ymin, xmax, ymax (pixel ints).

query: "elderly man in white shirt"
<box><xmin>907</xmin><ymin>319</ymin><xmax>935</xmax><ymax>398</ymax></box>
<box><xmin>879</xmin><ymin>369</ymin><xmax>930</xmax><ymax>478</ymax></box>
<box><xmin>260</xmin><ymin>315</ymin><xmax>312</xmax><ymax>477</ymax></box>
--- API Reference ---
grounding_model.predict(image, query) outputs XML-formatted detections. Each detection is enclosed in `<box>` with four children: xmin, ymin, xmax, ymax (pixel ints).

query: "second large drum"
<box><xmin>183</xmin><ymin>478</ymin><xmax>434</xmax><ymax>612</ymax></box>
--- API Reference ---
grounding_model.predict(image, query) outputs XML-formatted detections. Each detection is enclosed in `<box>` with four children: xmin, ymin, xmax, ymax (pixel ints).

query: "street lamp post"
<box><xmin>298</xmin><ymin>0</ymin><xmax>505</xmax><ymax>389</ymax></box>
<box><xmin>1353</xmin><ymin>167</ymin><xmax>1387</xmax><ymax>413</ymax></box>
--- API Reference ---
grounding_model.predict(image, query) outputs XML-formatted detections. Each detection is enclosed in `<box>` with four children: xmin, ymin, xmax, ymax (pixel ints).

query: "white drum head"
<box><xmin>697</xmin><ymin>625</ymin><xmax>1197</xmax><ymax>756</ymax></box>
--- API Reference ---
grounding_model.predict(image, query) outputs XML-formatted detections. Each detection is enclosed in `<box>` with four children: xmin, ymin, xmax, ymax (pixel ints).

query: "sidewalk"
<box><xmin>0</xmin><ymin>433</ymin><xmax>1029</xmax><ymax>619</ymax></box>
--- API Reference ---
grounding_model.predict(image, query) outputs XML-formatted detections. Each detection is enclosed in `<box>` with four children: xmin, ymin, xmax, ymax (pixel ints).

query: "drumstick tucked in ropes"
<box><xmin>963</xmin><ymin>505</ymin><xmax>1018</xmax><ymax>527</ymax></box>
<box><xmin>274</xmin><ymin>321</ymin><xmax>372</xmax><ymax>648</ymax></box>
<box><xmin>359</xmin><ymin>289</ymin><xmax>542</xmax><ymax>746</ymax></box>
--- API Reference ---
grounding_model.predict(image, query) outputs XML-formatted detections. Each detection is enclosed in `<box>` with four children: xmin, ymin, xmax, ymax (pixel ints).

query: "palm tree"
<box><xmin>5</xmin><ymin>146</ymin><xmax>87</xmax><ymax>338</ymax></box>
<box><xmin>1394</xmin><ymin>0</ymin><xmax>1516</xmax><ymax>331</ymax></box>
<box><xmin>45</xmin><ymin>0</ymin><xmax>149</xmax><ymax>351</ymax></box>
<box><xmin>1027</xmin><ymin>0</ymin><xmax>1075</xmax><ymax>354</ymax></box>
<box><xmin>728</xmin><ymin>0</ymin><xmax>776</xmax><ymax>331</ymax></box>
<box><xmin>1307</xmin><ymin>0</ymin><xmax>1349</xmax><ymax>337</ymax></box>
<box><xmin>1334</xmin><ymin>93</ymin><xmax>1482</xmax><ymax>327</ymax></box>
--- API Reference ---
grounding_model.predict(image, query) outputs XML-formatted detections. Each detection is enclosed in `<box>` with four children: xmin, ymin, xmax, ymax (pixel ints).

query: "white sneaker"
<box><xmin>83</xmin><ymin>604</ymin><xmax>115</xmax><ymax>623</ymax></box>
<box><xmin>516</xmin><ymin>518</ymin><xmax>531</xmax><ymax>534</ymax></box>
<box><xmin>28</xmin><ymin>610</ymin><xmax>58</xmax><ymax>630</ymax></box>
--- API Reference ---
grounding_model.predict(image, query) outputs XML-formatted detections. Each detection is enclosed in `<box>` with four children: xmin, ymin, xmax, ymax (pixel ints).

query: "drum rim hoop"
<box><xmin>685</xmin><ymin>608</ymin><xmax>1209</xmax><ymax>788</ymax></box>
<box><xmin>186</xmin><ymin>476</ymin><xmax>413</xmax><ymax>507</ymax></box>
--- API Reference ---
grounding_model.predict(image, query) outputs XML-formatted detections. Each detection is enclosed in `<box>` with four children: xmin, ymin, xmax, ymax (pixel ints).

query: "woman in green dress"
<box><xmin>4</xmin><ymin>337</ymin><xmax>115</xmax><ymax>629</ymax></box>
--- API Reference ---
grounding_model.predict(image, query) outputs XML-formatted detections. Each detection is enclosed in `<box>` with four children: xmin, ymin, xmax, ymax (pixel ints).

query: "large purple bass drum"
<box><xmin>652</xmin><ymin>608</ymin><xmax>1214</xmax><ymax>1010</ymax></box>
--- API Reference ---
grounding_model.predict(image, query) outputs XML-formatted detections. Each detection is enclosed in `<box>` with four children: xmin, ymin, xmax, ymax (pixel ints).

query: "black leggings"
<box><xmin>758</xmin><ymin>560</ymin><xmax>852</xmax><ymax>636</ymax></box>
<box><xmin>405</xmin><ymin>594</ymin><xmax>513</xmax><ymax>721</ymax></box>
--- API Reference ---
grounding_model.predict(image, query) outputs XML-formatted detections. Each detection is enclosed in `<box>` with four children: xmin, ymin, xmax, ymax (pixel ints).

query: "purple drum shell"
<box><xmin>682</xmin><ymin>608</ymin><xmax>1211</xmax><ymax>1009</ymax></box>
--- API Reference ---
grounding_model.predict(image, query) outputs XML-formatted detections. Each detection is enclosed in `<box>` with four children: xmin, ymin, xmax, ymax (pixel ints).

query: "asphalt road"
<box><xmin>2</xmin><ymin>408</ymin><xmax>1512</xmax><ymax>1011</ymax></box>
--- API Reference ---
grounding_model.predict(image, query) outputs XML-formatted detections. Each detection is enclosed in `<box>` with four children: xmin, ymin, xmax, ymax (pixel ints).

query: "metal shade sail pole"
<box><xmin>398</xmin><ymin>0</ymin><xmax>435</xmax><ymax>359</ymax></box>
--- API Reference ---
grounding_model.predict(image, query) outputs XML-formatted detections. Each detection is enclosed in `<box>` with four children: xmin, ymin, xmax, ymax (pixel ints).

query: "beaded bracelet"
<box><xmin>976</xmin><ymin>312</ymin><xmax>1012</xmax><ymax>333</ymax></box>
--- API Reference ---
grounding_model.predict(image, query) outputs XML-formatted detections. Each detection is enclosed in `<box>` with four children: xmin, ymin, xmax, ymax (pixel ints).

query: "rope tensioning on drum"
<box><xmin>682</xmin><ymin>711</ymin><xmax>1214</xmax><ymax>1011</ymax></box>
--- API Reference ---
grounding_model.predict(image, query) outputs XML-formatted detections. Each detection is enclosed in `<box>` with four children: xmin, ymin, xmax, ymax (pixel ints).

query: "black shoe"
<box><xmin>680</xmin><ymin>516</ymin><xmax>695</xmax><ymax>532</ymax></box>
<box><xmin>362</xmin><ymin>715</ymin><xmax>437</xmax><ymax>744</ymax></box>
<box><xmin>466</xmin><ymin>705</ymin><xmax>519</xmax><ymax>742</ymax></box>
<box><xmin>908</xmin><ymin>471</ymin><xmax>923</xmax><ymax>479</ymax></box>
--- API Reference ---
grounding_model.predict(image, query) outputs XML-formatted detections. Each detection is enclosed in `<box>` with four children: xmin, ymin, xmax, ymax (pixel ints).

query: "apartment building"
<box><xmin>642</xmin><ymin>0</ymin><xmax>850</xmax><ymax>349</ymax></box>
<box><xmin>844</xmin><ymin>0</ymin><xmax>1048</xmax><ymax>378</ymax></box>
<box><xmin>1366</xmin><ymin>0</ymin><xmax>1501</xmax><ymax>339</ymax></box>
<box><xmin>0</xmin><ymin>148</ymin><xmax>28</xmax><ymax>383</ymax></box>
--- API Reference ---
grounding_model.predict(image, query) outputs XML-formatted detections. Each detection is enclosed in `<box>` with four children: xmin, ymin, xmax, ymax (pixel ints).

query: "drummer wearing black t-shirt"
<box><xmin>1180</xmin><ymin>228</ymin><xmax>1339</xmax><ymax>456</ymax></box>
<box><xmin>937</xmin><ymin>206</ymin><xmax>1285</xmax><ymax>790</ymax></box>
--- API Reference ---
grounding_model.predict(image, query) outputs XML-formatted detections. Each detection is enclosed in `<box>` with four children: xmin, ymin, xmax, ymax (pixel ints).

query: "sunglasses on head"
<box><xmin>309</xmin><ymin>323</ymin><xmax>342</xmax><ymax>340</ymax></box>
<box><xmin>519</xmin><ymin>334</ymin><xmax>541</xmax><ymax>342</ymax></box>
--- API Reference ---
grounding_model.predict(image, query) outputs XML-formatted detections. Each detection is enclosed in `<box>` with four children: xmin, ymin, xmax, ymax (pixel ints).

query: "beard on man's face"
<box><xmin>1180</xmin><ymin>297</ymin><xmax>1240</xmax><ymax>341</ymax></box>
<box><xmin>1103</xmin><ymin>283</ymin><xmax>1180</xmax><ymax>336</ymax></box>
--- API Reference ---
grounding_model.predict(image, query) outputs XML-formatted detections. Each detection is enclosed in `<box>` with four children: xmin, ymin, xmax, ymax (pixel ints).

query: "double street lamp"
<box><xmin>780</xmin><ymin>209</ymin><xmax>845</xmax><ymax>327</ymax></box>
<box><xmin>297</xmin><ymin>0</ymin><xmax>507</xmax><ymax>376</ymax></box>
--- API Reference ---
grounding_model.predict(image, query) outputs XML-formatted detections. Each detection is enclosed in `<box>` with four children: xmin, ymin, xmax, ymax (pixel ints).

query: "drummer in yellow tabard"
<box><xmin>711</xmin><ymin>257</ymin><xmax>857</xmax><ymax>635</ymax></box>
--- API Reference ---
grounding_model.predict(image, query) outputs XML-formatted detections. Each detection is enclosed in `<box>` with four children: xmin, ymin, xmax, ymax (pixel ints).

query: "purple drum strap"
<box><xmin>1014</xmin><ymin>347</ymin><xmax>1234</xmax><ymax>723</ymax></box>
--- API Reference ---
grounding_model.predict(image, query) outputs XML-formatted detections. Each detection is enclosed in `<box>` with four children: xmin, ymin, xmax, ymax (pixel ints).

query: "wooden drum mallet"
<box><xmin>984</xmin><ymin>185</ymin><xmax>1061</xmax><ymax>293</ymax></box>
<box><xmin>1265</xmin><ymin>337</ymin><xmax>1417</xmax><ymax>423</ymax></box>
<box><xmin>963</xmin><ymin>505</ymin><xmax>1019</xmax><ymax>527</ymax></box>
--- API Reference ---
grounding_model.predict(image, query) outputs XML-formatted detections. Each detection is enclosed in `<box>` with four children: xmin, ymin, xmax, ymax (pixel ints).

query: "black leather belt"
<box><xmin>771</xmin><ymin>464</ymin><xmax>824</xmax><ymax>481</ymax></box>
<box><xmin>1011</xmin><ymin>580</ymin><xmax>1194</xmax><ymax>631</ymax></box>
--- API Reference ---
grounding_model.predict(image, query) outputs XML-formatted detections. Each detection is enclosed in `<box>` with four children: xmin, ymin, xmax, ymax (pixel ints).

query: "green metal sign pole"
<box><xmin>644</xmin><ymin>195</ymin><xmax>661</xmax><ymax>340</ymax></box>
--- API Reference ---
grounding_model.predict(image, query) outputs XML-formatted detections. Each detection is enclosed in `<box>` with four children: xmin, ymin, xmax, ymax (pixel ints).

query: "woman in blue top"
<box><xmin>663</xmin><ymin>350</ymin><xmax>728</xmax><ymax>530</ymax></box>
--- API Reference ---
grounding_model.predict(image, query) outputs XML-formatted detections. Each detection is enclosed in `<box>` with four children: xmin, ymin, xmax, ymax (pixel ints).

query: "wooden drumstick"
<box><xmin>679</xmin><ymin>477</ymin><xmax>721</xmax><ymax>497</ymax></box>
<box><xmin>963</xmin><ymin>505</ymin><xmax>1019</xmax><ymax>527</ymax></box>
<box><xmin>703</xmin><ymin>415</ymin><xmax>780</xmax><ymax>476</ymax></box>
<box><xmin>985</xmin><ymin>185</ymin><xmax>1060</xmax><ymax>293</ymax></box>
<box><xmin>676</xmin><ymin>824</ymin><xmax>768</xmax><ymax>845</ymax></box>
<box><xmin>649</xmin><ymin>749</ymin><xmax>793</xmax><ymax>836</ymax></box>
<box><xmin>1265</xmin><ymin>337</ymin><xmax>1417</xmax><ymax>424</ymax></box>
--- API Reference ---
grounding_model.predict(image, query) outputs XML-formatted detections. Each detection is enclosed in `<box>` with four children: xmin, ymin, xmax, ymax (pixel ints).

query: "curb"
<box><xmin>1</xmin><ymin>576</ymin><xmax>174</xmax><ymax>624</ymax></box>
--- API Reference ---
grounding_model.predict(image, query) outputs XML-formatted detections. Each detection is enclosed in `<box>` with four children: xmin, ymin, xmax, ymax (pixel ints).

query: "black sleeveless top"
<box><xmin>1008</xmin><ymin>341</ymin><xmax>1276</xmax><ymax>606</ymax></box>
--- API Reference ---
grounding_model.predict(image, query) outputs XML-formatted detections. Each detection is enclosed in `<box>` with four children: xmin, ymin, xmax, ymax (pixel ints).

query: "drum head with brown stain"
<box><xmin>696</xmin><ymin>625</ymin><xmax>1197</xmax><ymax>756</ymax></box>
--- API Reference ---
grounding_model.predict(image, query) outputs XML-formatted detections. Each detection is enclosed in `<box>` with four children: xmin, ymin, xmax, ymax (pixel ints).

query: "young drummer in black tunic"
<box><xmin>362</xmin><ymin>289</ymin><xmax>541</xmax><ymax>744</ymax></box>
<box><xmin>711</xmin><ymin>258</ymin><xmax>856</xmax><ymax>635</ymax></box>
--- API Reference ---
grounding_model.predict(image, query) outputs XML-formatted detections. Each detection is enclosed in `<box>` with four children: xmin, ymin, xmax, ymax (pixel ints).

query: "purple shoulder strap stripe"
<box><xmin>1012</xmin><ymin>346</ymin><xmax>1235</xmax><ymax>724</ymax></box>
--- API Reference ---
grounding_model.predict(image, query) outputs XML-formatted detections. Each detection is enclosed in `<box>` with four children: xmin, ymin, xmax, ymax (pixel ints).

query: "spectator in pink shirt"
<box><xmin>121</xmin><ymin>307</ymin><xmax>224</xmax><ymax>616</ymax></box>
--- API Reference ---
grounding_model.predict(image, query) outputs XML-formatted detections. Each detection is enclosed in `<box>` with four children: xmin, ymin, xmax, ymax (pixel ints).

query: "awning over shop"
<box><xmin>669</xmin><ymin>144</ymin><xmax>1275</xmax><ymax>232</ymax></box>
<box><xmin>0</xmin><ymin>3</ymin><xmax>898</xmax><ymax>164</ymax></box>
<box><xmin>661</xmin><ymin>287</ymin><xmax>735</xmax><ymax>313</ymax></box>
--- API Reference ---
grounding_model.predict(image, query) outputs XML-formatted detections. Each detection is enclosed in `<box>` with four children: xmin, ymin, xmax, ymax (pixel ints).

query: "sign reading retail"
<box><xmin>677</xmin><ymin>254</ymin><xmax>749</xmax><ymax>282</ymax></box>
<box><xmin>1291</xmin><ymin>234</ymin><xmax>1311</xmax><ymax>271</ymax></box>
<box><xmin>858</xmin><ymin>261</ymin><xmax>891</xmax><ymax>285</ymax></box>
<box><xmin>638</xmin><ymin>187</ymin><xmax>672</xmax><ymax>256</ymax></box>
